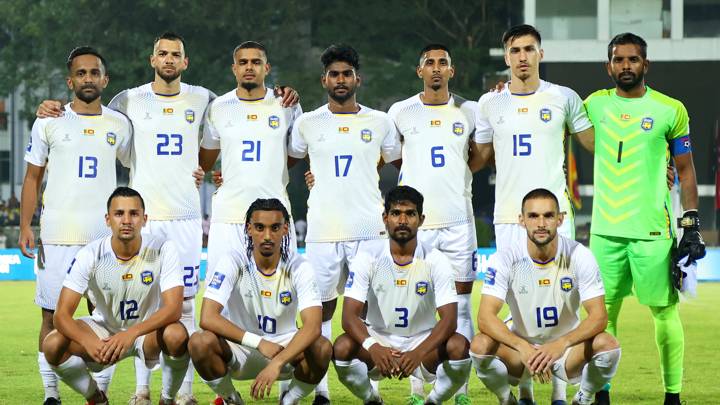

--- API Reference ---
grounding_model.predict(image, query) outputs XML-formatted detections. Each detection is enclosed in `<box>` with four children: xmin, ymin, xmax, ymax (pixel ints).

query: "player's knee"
<box><xmin>445</xmin><ymin>333</ymin><xmax>470</xmax><ymax>360</ymax></box>
<box><xmin>593</xmin><ymin>332</ymin><xmax>620</xmax><ymax>353</ymax></box>
<box><xmin>332</xmin><ymin>333</ymin><xmax>359</xmax><ymax>361</ymax></box>
<box><xmin>41</xmin><ymin>330</ymin><xmax>65</xmax><ymax>366</ymax></box>
<box><xmin>188</xmin><ymin>330</ymin><xmax>216</xmax><ymax>359</ymax></box>
<box><xmin>470</xmin><ymin>332</ymin><xmax>497</xmax><ymax>355</ymax></box>
<box><xmin>161</xmin><ymin>322</ymin><xmax>189</xmax><ymax>356</ymax></box>
<box><xmin>310</xmin><ymin>336</ymin><xmax>333</xmax><ymax>364</ymax></box>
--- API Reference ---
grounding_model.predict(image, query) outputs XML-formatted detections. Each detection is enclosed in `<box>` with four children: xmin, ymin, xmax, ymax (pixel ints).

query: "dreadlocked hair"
<box><xmin>244</xmin><ymin>198</ymin><xmax>292</xmax><ymax>264</ymax></box>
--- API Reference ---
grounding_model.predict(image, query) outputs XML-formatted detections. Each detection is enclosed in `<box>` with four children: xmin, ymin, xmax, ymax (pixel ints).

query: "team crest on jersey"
<box><xmin>268</xmin><ymin>115</ymin><xmax>280</xmax><ymax>129</ymax></box>
<box><xmin>279</xmin><ymin>291</ymin><xmax>292</xmax><ymax>305</ymax></box>
<box><xmin>415</xmin><ymin>281</ymin><xmax>429</xmax><ymax>296</ymax></box>
<box><xmin>346</xmin><ymin>271</ymin><xmax>355</xmax><ymax>288</ymax></box>
<box><xmin>184</xmin><ymin>109</ymin><xmax>195</xmax><ymax>123</ymax></box>
<box><xmin>208</xmin><ymin>272</ymin><xmax>225</xmax><ymax>289</ymax></box>
<box><xmin>452</xmin><ymin>122</ymin><xmax>464</xmax><ymax>136</ymax></box>
<box><xmin>106</xmin><ymin>132</ymin><xmax>116</xmax><ymax>146</ymax></box>
<box><xmin>141</xmin><ymin>271</ymin><xmax>154</xmax><ymax>285</ymax></box>
<box><xmin>641</xmin><ymin>117</ymin><xmax>653</xmax><ymax>131</ymax></box>
<box><xmin>540</xmin><ymin>108</ymin><xmax>552</xmax><ymax>122</ymax></box>
<box><xmin>360</xmin><ymin>129</ymin><xmax>372</xmax><ymax>143</ymax></box>
<box><xmin>560</xmin><ymin>277</ymin><xmax>573</xmax><ymax>292</ymax></box>
<box><xmin>485</xmin><ymin>267</ymin><xmax>496</xmax><ymax>285</ymax></box>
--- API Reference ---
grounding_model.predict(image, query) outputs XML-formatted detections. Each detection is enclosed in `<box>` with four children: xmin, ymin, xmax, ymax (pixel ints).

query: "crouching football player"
<box><xmin>471</xmin><ymin>189</ymin><xmax>621</xmax><ymax>405</ymax></box>
<box><xmin>333</xmin><ymin>186</ymin><xmax>471</xmax><ymax>404</ymax></box>
<box><xmin>42</xmin><ymin>187</ymin><xmax>189</xmax><ymax>405</ymax></box>
<box><xmin>189</xmin><ymin>198</ymin><xmax>331</xmax><ymax>404</ymax></box>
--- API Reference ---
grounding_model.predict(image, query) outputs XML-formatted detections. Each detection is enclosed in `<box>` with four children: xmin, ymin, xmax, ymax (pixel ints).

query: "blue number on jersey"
<box><xmin>119</xmin><ymin>299</ymin><xmax>139</xmax><ymax>320</ymax></box>
<box><xmin>257</xmin><ymin>315</ymin><xmax>277</xmax><ymax>334</ymax></box>
<box><xmin>535</xmin><ymin>306</ymin><xmax>559</xmax><ymax>328</ymax></box>
<box><xmin>394</xmin><ymin>307</ymin><xmax>409</xmax><ymax>328</ymax></box>
<box><xmin>334</xmin><ymin>155</ymin><xmax>353</xmax><ymax>177</ymax></box>
<box><xmin>78</xmin><ymin>156</ymin><xmax>98</xmax><ymax>178</ymax></box>
<box><xmin>183</xmin><ymin>265</ymin><xmax>199</xmax><ymax>287</ymax></box>
<box><xmin>241</xmin><ymin>140</ymin><xmax>261</xmax><ymax>161</ymax></box>
<box><xmin>512</xmin><ymin>134</ymin><xmax>532</xmax><ymax>156</ymax></box>
<box><xmin>156</xmin><ymin>133</ymin><xmax>183</xmax><ymax>155</ymax></box>
<box><xmin>430</xmin><ymin>146</ymin><xmax>445</xmax><ymax>167</ymax></box>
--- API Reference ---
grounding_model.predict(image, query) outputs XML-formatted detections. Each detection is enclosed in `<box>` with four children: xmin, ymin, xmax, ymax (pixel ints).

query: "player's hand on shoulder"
<box><xmin>488</xmin><ymin>81</ymin><xmax>506</xmax><ymax>93</ymax></box>
<box><xmin>304</xmin><ymin>170</ymin><xmax>315</xmax><ymax>190</ymax></box>
<box><xmin>100</xmin><ymin>330</ymin><xmax>137</xmax><ymax>364</ymax></box>
<box><xmin>251</xmin><ymin>360</ymin><xmax>282</xmax><ymax>400</ymax></box>
<box><xmin>257</xmin><ymin>339</ymin><xmax>284</xmax><ymax>360</ymax></box>
<box><xmin>273</xmin><ymin>85</ymin><xmax>299</xmax><ymax>108</ymax></box>
<box><xmin>192</xmin><ymin>166</ymin><xmax>205</xmax><ymax>189</ymax></box>
<box><xmin>368</xmin><ymin>344</ymin><xmax>399</xmax><ymax>378</ymax></box>
<box><xmin>18</xmin><ymin>227</ymin><xmax>36</xmax><ymax>258</ymax></box>
<box><xmin>212</xmin><ymin>170</ymin><xmax>223</xmax><ymax>188</ymax></box>
<box><xmin>36</xmin><ymin>100</ymin><xmax>64</xmax><ymax>118</ymax></box>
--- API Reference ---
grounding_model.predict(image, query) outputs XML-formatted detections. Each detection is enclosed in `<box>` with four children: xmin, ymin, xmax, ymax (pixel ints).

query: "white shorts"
<box><xmin>206</xmin><ymin>221</ymin><xmax>297</xmax><ymax>277</ymax></box>
<box><xmin>181</xmin><ymin>299</ymin><xmax>196</xmax><ymax>336</ymax></box>
<box><xmin>79</xmin><ymin>316</ymin><xmax>156</xmax><ymax>372</ymax></box>
<box><xmin>418</xmin><ymin>222</ymin><xmax>477</xmax><ymax>283</ymax></box>
<box><xmin>143</xmin><ymin>218</ymin><xmax>202</xmax><ymax>298</ymax></box>
<box><xmin>35</xmin><ymin>243</ymin><xmax>82</xmax><ymax>310</ymax></box>
<box><xmin>305</xmin><ymin>239</ymin><xmax>386</xmax><ymax>302</ymax></box>
<box><xmin>226</xmin><ymin>331</ymin><xmax>296</xmax><ymax>380</ymax></box>
<box><xmin>366</xmin><ymin>327</ymin><xmax>435</xmax><ymax>382</ymax></box>
<box><xmin>551</xmin><ymin>347</ymin><xmax>580</xmax><ymax>384</ymax></box>
<box><xmin>494</xmin><ymin>216</ymin><xmax>575</xmax><ymax>251</ymax></box>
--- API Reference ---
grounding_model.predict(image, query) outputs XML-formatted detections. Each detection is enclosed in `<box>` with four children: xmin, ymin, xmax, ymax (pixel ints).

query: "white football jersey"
<box><xmin>63</xmin><ymin>235</ymin><xmax>183</xmax><ymax>334</ymax></box>
<box><xmin>109</xmin><ymin>83</ymin><xmax>214</xmax><ymax>220</ymax></box>
<box><xmin>481</xmin><ymin>235</ymin><xmax>605</xmax><ymax>345</ymax></box>
<box><xmin>474</xmin><ymin>80</ymin><xmax>592</xmax><ymax>223</ymax></box>
<box><xmin>24</xmin><ymin>105</ymin><xmax>132</xmax><ymax>245</ymax></box>
<box><xmin>204</xmin><ymin>251</ymin><xmax>321</xmax><ymax>337</ymax></box>
<box><xmin>344</xmin><ymin>242</ymin><xmax>457</xmax><ymax>336</ymax></box>
<box><xmin>389</xmin><ymin>94</ymin><xmax>476</xmax><ymax>228</ymax></box>
<box><xmin>201</xmin><ymin>89</ymin><xmax>301</xmax><ymax>223</ymax></box>
<box><xmin>288</xmin><ymin>104</ymin><xmax>401</xmax><ymax>242</ymax></box>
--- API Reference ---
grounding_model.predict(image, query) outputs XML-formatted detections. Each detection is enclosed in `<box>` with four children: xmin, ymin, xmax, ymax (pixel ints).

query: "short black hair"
<box><xmin>154</xmin><ymin>31</ymin><xmax>186</xmax><ymax>54</ymax></box>
<box><xmin>232</xmin><ymin>40</ymin><xmax>268</xmax><ymax>61</ymax></box>
<box><xmin>384</xmin><ymin>186</ymin><xmax>424</xmax><ymax>216</ymax></box>
<box><xmin>607</xmin><ymin>32</ymin><xmax>647</xmax><ymax>60</ymax></box>
<box><xmin>418</xmin><ymin>43</ymin><xmax>452</xmax><ymax>64</ymax></box>
<box><xmin>321</xmin><ymin>44</ymin><xmax>359</xmax><ymax>71</ymax></box>
<box><xmin>106</xmin><ymin>187</ymin><xmax>145</xmax><ymax>211</ymax></box>
<box><xmin>244</xmin><ymin>198</ymin><xmax>291</xmax><ymax>262</ymax></box>
<box><xmin>502</xmin><ymin>24</ymin><xmax>542</xmax><ymax>48</ymax></box>
<box><xmin>521</xmin><ymin>188</ymin><xmax>559</xmax><ymax>213</ymax></box>
<box><xmin>66</xmin><ymin>46</ymin><xmax>107</xmax><ymax>72</ymax></box>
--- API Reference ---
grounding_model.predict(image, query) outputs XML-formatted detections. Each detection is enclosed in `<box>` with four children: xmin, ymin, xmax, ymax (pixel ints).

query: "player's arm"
<box><xmin>342</xmin><ymin>296</ymin><xmax>398</xmax><ymax>377</ymax></box>
<box><xmin>53</xmin><ymin>287</ymin><xmax>106</xmax><ymax>363</ymax></box>
<box><xmin>477</xmin><ymin>295</ymin><xmax>534</xmax><ymax>354</ymax></box>
<box><xmin>198</xmin><ymin>298</ymin><xmax>260</xmax><ymax>346</ymax></box>
<box><xmin>199</xmin><ymin>147</ymin><xmax>220</xmax><ymax>172</ymax></box>
<box><xmin>468</xmin><ymin>141</ymin><xmax>494</xmax><ymax>172</ymax></box>
<box><xmin>19</xmin><ymin>163</ymin><xmax>44</xmax><ymax>258</ymax></box>
<box><xmin>673</xmin><ymin>147</ymin><xmax>705</xmax><ymax>264</ymax></box>
<box><xmin>674</xmin><ymin>151</ymin><xmax>699</xmax><ymax>210</ymax></box>
<box><xmin>575</xmin><ymin>126</ymin><xmax>595</xmax><ymax>153</ymax></box>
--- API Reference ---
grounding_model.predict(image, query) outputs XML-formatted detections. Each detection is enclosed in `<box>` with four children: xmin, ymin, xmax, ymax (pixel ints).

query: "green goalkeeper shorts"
<box><xmin>590</xmin><ymin>234</ymin><xmax>678</xmax><ymax>306</ymax></box>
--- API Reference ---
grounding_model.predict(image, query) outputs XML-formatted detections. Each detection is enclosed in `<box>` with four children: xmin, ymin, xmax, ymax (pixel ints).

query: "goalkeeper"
<box><xmin>584</xmin><ymin>33</ymin><xmax>705</xmax><ymax>405</ymax></box>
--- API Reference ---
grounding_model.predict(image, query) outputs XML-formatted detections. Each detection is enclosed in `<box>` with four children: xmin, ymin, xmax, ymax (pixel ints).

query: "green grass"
<box><xmin>1</xmin><ymin>282</ymin><xmax>718</xmax><ymax>404</ymax></box>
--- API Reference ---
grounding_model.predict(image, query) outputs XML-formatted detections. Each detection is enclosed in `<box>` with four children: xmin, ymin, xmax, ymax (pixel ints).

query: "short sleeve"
<box><xmin>429</xmin><ymin>250</ymin><xmax>458</xmax><ymax>308</ymax></box>
<box><xmin>380</xmin><ymin>116</ymin><xmax>401</xmax><ymax>163</ymax></box>
<box><xmin>24</xmin><ymin>119</ymin><xmax>50</xmax><ymax>167</ymax></box>
<box><xmin>573</xmin><ymin>246</ymin><xmax>605</xmax><ymax>302</ymax></box>
<box><xmin>115</xmin><ymin>116</ymin><xmax>133</xmax><ymax>167</ymax></box>
<box><xmin>288</xmin><ymin>115</ymin><xmax>308</xmax><ymax>159</ymax></box>
<box><xmin>63</xmin><ymin>245</ymin><xmax>95</xmax><ymax>294</ymax></box>
<box><xmin>480</xmin><ymin>252</ymin><xmax>512</xmax><ymax>302</ymax></box>
<box><xmin>200</xmin><ymin>102</ymin><xmax>220</xmax><ymax>150</ymax></box>
<box><xmin>286</xmin><ymin>103</ymin><xmax>303</xmax><ymax>139</ymax></box>
<box><xmin>292</xmin><ymin>259</ymin><xmax>321</xmax><ymax>312</ymax></box>
<box><xmin>562</xmin><ymin>87</ymin><xmax>593</xmax><ymax>134</ymax></box>
<box><xmin>202</xmin><ymin>254</ymin><xmax>240</xmax><ymax>307</ymax></box>
<box><xmin>159</xmin><ymin>241</ymin><xmax>183</xmax><ymax>293</ymax></box>
<box><xmin>344</xmin><ymin>252</ymin><xmax>372</xmax><ymax>304</ymax></box>
<box><xmin>108</xmin><ymin>90</ymin><xmax>129</xmax><ymax>114</ymax></box>
<box><xmin>474</xmin><ymin>94</ymin><xmax>494</xmax><ymax>144</ymax></box>
<box><xmin>668</xmin><ymin>101</ymin><xmax>690</xmax><ymax>140</ymax></box>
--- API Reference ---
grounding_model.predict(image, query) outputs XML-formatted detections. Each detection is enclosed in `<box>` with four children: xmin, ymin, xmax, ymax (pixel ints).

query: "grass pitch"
<box><xmin>1</xmin><ymin>282</ymin><xmax>718</xmax><ymax>404</ymax></box>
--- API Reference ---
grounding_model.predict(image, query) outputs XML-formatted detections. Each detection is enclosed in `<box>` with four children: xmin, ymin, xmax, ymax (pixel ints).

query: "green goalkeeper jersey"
<box><xmin>584</xmin><ymin>86</ymin><xmax>690</xmax><ymax>240</ymax></box>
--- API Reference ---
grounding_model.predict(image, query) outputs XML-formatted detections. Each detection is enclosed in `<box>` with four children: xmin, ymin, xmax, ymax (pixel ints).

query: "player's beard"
<box><xmin>390</xmin><ymin>226</ymin><xmax>416</xmax><ymax>245</ymax></box>
<box><xmin>156</xmin><ymin>66</ymin><xmax>181</xmax><ymax>84</ymax></box>
<box><xmin>613</xmin><ymin>70</ymin><xmax>644</xmax><ymax>92</ymax></box>
<box><xmin>328</xmin><ymin>85</ymin><xmax>356</xmax><ymax>103</ymax></box>
<box><xmin>241</xmin><ymin>81</ymin><xmax>259</xmax><ymax>91</ymax></box>
<box><xmin>75</xmin><ymin>85</ymin><xmax>101</xmax><ymax>104</ymax></box>
<box><xmin>528</xmin><ymin>229</ymin><xmax>556</xmax><ymax>247</ymax></box>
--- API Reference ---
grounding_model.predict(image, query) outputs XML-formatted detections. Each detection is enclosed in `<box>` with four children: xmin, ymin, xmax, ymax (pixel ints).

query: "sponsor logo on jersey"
<box><xmin>208</xmin><ymin>272</ymin><xmax>225</xmax><ymax>289</ymax></box>
<box><xmin>163</xmin><ymin>108</ymin><xmax>174</xmax><ymax>115</ymax></box>
<box><xmin>247</xmin><ymin>114</ymin><xmax>258</xmax><ymax>121</ymax></box>
<box><xmin>472</xmin><ymin>251</ymin><xmax>478</xmax><ymax>272</ymax></box>
<box><xmin>560</xmin><ymin>277</ymin><xmax>573</xmax><ymax>292</ymax></box>
<box><xmin>338</xmin><ymin>126</ymin><xmax>350</xmax><ymax>133</ymax></box>
<box><xmin>620</xmin><ymin>113</ymin><xmax>630</xmax><ymax>120</ymax></box>
<box><xmin>430</xmin><ymin>120</ymin><xmax>441</xmax><ymax>127</ymax></box>
<box><xmin>141</xmin><ymin>271</ymin><xmax>154</xmax><ymax>285</ymax></box>
<box><xmin>269</xmin><ymin>115</ymin><xmax>280</xmax><ymax>129</ymax></box>
<box><xmin>517</xmin><ymin>107</ymin><xmax>528</xmax><ymax>114</ymax></box>
<box><xmin>83</xmin><ymin>128</ymin><xmax>95</xmax><ymax>136</ymax></box>
<box><xmin>415</xmin><ymin>281</ymin><xmax>429</xmax><ymax>296</ymax></box>
<box><xmin>346</xmin><ymin>271</ymin><xmax>354</xmax><ymax>288</ymax></box>
<box><xmin>279</xmin><ymin>291</ymin><xmax>292</xmax><ymax>305</ymax></box>
<box><xmin>396</xmin><ymin>279</ymin><xmax>408</xmax><ymax>287</ymax></box>
<box><xmin>485</xmin><ymin>267</ymin><xmax>496</xmax><ymax>285</ymax></box>
<box><xmin>260</xmin><ymin>290</ymin><xmax>273</xmax><ymax>298</ymax></box>
<box><xmin>106</xmin><ymin>132</ymin><xmax>116</xmax><ymax>146</ymax></box>
<box><xmin>360</xmin><ymin>128</ymin><xmax>372</xmax><ymax>143</ymax></box>
<box><xmin>452</xmin><ymin>122</ymin><xmax>464</xmax><ymax>136</ymax></box>
<box><xmin>641</xmin><ymin>117</ymin><xmax>653</xmax><ymax>131</ymax></box>
<box><xmin>185</xmin><ymin>109</ymin><xmax>195</xmax><ymax>123</ymax></box>
<box><xmin>121</xmin><ymin>273</ymin><xmax>133</xmax><ymax>281</ymax></box>
<box><xmin>538</xmin><ymin>278</ymin><xmax>551</xmax><ymax>287</ymax></box>
<box><xmin>540</xmin><ymin>108</ymin><xmax>552</xmax><ymax>122</ymax></box>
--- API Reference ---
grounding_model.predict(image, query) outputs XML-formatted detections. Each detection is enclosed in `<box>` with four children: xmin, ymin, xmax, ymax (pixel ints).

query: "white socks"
<box><xmin>281</xmin><ymin>378</ymin><xmax>316</xmax><ymax>404</ymax></box>
<box><xmin>335</xmin><ymin>359</ymin><xmax>379</xmax><ymax>402</ymax></box>
<box><xmin>314</xmin><ymin>320</ymin><xmax>332</xmax><ymax>398</ymax></box>
<box><xmin>471</xmin><ymin>353</ymin><xmax>512</xmax><ymax>402</ymax></box>
<box><xmin>409</xmin><ymin>375</ymin><xmax>425</xmax><ymax>395</ymax></box>
<box><xmin>134</xmin><ymin>355</ymin><xmax>151</xmax><ymax>395</ymax></box>
<box><xmin>204</xmin><ymin>373</ymin><xmax>242</xmax><ymax>403</ymax></box>
<box><xmin>178</xmin><ymin>362</ymin><xmax>194</xmax><ymax>396</ymax></box>
<box><xmin>456</xmin><ymin>294</ymin><xmax>475</xmax><ymax>341</ymax></box>
<box><xmin>552</xmin><ymin>374</ymin><xmax>568</xmax><ymax>402</ymax></box>
<box><xmin>426</xmin><ymin>359</ymin><xmax>472</xmax><ymax>403</ymax></box>
<box><xmin>160</xmin><ymin>352</ymin><xmax>190</xmax><ymax>402</ymax></box>
<box><xmin>51</xmin><ymin>355</ymin><xmax>97</xmax><ymax>399</ymax></box>
<box><xmin>38</xmin><ymin>352</ymin><xmax>60</xmax><ymax>400</ymax></box>
<box><xmin>92</xmin><ymin>364</ymin><xmax>116</xmax><ymax>393</ymax></box>
<box><xmin>573</xmin><ymin>349</ymin><xmax>622</xmax><ymax>405</ymax></box>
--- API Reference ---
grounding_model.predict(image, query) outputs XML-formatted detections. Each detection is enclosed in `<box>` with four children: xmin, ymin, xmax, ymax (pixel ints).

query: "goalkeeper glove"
<box><xmin>676</xmin><ymin>210</ymin><xmax>706</xmax><ymax>266</ymax></box>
